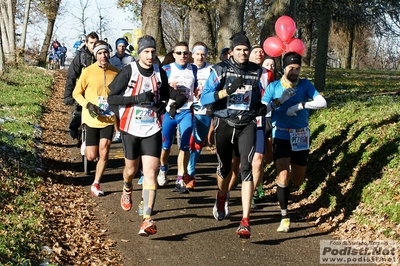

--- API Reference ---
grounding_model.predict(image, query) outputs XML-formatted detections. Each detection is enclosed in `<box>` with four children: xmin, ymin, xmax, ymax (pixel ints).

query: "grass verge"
<box><xmin>0</xmin><ymin>66</ymin><xmax>53</xmax><ymax>265</ymax></box>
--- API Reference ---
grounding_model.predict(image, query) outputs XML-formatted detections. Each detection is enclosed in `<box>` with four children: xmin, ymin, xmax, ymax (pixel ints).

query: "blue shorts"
<box><xmin>162</xmin><ymin>109</ymin><xmax>193</xmax><ymax>151</ymax></box>
<box><xmin>255</xmin><ymin>120</ymin><xmax>266</xmax><ymax>154</ymax></box>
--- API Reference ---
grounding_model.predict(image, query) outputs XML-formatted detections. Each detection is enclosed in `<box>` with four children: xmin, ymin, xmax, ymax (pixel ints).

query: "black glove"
<box><xmin>226</xmin><ymin>77</ymin><xmax>243</xmax><ymax>95</ymax></box>
<box><xmin>64</xmin><ymin>96</ymin><xmax>74</xmax><ymax>106</ymax></box>
<box><xmin>256</xmin><ymin>103</ymin><xmax>267</xmax><ymax>116</ymax></box>
<box><xmin>132</xmin><ymin>91</ymin><xmax>154</xmax><ymax>104</ymax></box>
<box><xmin>169</xmin><ymin>103</ymin><xmax>177</xmax><ymax>118</ymax></box>
<box><xmin>206</xmin><ymin>105</ymin><xmax>214</xmax><ymax>117</ymax></box>
<box><xmin>154</xmin><ymin>102</ymin><xmax>167</xmax><ymax>115</ymax></box>
<box><xmin>86</xmin><ymin>102</ymin><xmax>99</xmax><ymax>118</ymax></box>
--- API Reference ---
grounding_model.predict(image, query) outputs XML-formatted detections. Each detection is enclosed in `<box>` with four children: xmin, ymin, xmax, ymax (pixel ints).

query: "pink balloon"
<box><xmin>263</xmin><ymin>37</ymin><xmax>285</xmax><ymax>57</ymax></box>
<box><xmin>287</xmin><ymin>38</ymin><xmax>305</xmax><ymax>56</ymax></box>
<box><xmin>275</xmin><ymin>16</ymin><xmax>296</xmax><ymax>42</ymax></box>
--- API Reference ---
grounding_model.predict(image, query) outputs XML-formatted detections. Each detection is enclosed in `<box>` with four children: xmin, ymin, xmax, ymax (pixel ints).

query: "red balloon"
<box><xmin>275</xmin><ymin>16</ymin><xmax>296</xmax><ymax>42</ymax></box>
<box><xmin>287</xmin><ymin>38</ymin><xmax>305</xmax><ymax>56</ymax></box>
<box><xmin>263</xmin><ymin>37</ymin><xmax>285</xmax><ymax>57</ymax></box>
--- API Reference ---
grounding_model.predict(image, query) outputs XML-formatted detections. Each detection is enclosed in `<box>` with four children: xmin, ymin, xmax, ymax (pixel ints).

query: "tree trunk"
<box><xmin>39</xmin><ymin>19</ymin><xmax>56</xmax><ymax>64</ymax></box>
<box><xmin>345</xmin><ymin>24</ymin><xmax>355</xmax><ymax>69</ymax></box>
<box><xmin>260</xmin><ymin>0</ymin><xmax>291</xmax><ymax>44</ymax></box>
<box><xmin>189</xmin><ymin>8</ymin><xmax>215</xmax><ymax>56</ymax></box>
<box><xmin>0</xmin><ymin>0</ymin><xmax>16</xmax><ymax>64</ymax></box>
<box><xmin>0</xmin><ymin>25</ymin><xmax>5</xmax><ymax>74</ymax></box>
<box><xmin>38</xmin><ymin>0</ymin><xmax>61</xmax><ymax>66</ymax></box>
<box><xmin>301</xmin><ymin>22</ymin><xmax>313</xmax><ymax>66</ymax></box>
<box><xmin>20</xmin><ymin>0</ymin><xmax>31</xmax><ymax>55</ymax></box>
<box><xmin>217</xmin><ymin>0</ymin><xmax>246</xmax><ymax>53</ymax></box>
<box><xmin>142</xmin><ymin>0</ymin><xmax>166</xmax><ymax>55</ymax></box>
<box><xmin>314</xmin><ymin>2</ymin><xmax>332</xmax><ymax>91</ymax></box>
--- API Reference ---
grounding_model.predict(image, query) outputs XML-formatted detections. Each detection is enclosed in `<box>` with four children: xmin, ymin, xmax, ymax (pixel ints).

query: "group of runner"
<box><xmin>63</xmin><ymin>31</ymin><xmax>327</xmax><ymax>239</ymax></box>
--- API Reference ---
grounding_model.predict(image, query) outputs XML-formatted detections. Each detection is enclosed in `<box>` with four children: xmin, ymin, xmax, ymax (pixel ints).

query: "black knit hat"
<box><xmin>230</xmin><ymin>31</ymin><xmax>250</xmax><ymax>49</ymax></box>
<box><xmin>137</xmin><ymin>35</ymin><xmax>157</xmax><ymax>54</ymax></box>
<box><xmin>282</xmin><ymin>52</ymin><xmax>302</xmax><ymax>68</ymax></box>
<box><xmin>250</xmin><ymin>44</ymin><xmax>262</xmax><ymax>54</ymax></box>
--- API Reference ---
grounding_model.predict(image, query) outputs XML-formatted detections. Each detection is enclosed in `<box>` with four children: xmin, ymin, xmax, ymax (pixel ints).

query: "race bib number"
<box><xmin>227</xmin><ymin>85</ymin><xmax>252</xmax><ymax>110</ymax></box>
<box><xmin>134</xmin><ymin>106</ymin><xmax>157</xmax><ymax>124</ymax></box>
<box><xmin>97</xmin><ymin>96</ymin><xmax>114</xmax><ymax>116</ymax></box>
<box><xmin>289</xmin><ymin>127</ymin><xmax>310</xmax><ymax>151</ymax></box>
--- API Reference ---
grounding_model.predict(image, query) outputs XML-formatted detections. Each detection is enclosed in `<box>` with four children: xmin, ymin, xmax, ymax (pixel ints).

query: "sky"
<box><xmin>26</xmin><ymin>0</ymin><xmax>139</xmax><ymax>57</ymax></box>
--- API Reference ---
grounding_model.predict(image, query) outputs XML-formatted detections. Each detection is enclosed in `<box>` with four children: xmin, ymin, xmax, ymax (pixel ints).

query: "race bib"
<box><xmin>176</xmin><ymin>84</ymin><xmax>191</xmax><ymax>110</ymax></box>
<box><xmin>134</xmin><ymin>106</ymin><xmax>157</xmax><ymax>124</ymax></box>
<box><xmin>227</xmin><ymin>85</ymin><xmax>252</xmax><ymax>110</ymax></box>
<box><xmin>97</xmin><ymin>96</ymin><xmax>114</xmax><ymax>117</ymax></box>
<box><xmin>289</xmin><ymin>127</ymin><xmax>310</xmax><ymax>151</ymax></box>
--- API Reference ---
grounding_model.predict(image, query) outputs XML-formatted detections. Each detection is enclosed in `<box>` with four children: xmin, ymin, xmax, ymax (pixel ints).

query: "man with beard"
<box><xmin>261</xmin><ymin>52</ymin><xmax>327</xmax><ymax>233</ymax></box>
<box><xmin>200</xmin><ymin>32</ymin><xmax>296</xmax><ymax>238</ymax></box>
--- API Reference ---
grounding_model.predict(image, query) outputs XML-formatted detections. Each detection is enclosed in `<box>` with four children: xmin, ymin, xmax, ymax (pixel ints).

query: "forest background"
<box><xmin>1</xmin><ymin>0</ymin><xmax>400</xmax><ymax>90</ymax></box>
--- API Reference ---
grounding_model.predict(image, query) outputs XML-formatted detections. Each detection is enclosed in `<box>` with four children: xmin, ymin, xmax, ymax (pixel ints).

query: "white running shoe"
<box><xmin>157</xmin><ymin>164</ymin><xmax>169</xmax><ymax>186</ymax></box>
<box><xmin>91</xmin><ymin>183</ymin><xmax>104</xmax><ymax>197</ymax></box>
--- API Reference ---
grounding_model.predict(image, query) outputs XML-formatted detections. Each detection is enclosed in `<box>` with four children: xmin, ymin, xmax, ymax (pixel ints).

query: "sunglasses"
<box><xmin>175</xmin><ymin>51</ymin><xmax>189</xmax><ymax>56</ymax></box>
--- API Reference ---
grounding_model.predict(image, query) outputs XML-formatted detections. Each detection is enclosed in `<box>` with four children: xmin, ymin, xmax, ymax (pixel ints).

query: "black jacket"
<box><xmin>63</xmin><ymin>47</ymin><xmax>96</xmax><ymax>105</ymax></box>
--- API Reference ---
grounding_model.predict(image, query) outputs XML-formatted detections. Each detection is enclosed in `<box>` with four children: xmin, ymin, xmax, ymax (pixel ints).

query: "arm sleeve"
<box><xmin>159</xmin><ymin>69</ymin><xmax>170</xmax><ymax>103</ymax></box>
<box><xmin>107</xmin><ymin>66</ymin><xmax>134</xmax><ymax>105</ymax></box>
<box><xmin>64</xmin><ymin>53</ymin><xmax>82</xmax><ymax>100</ymax></box>
<box><xmin>200</xmin><ymin>69</ymin><xmax>220</xmax><ymax>106</ymax></box>
<box><xmin>72</xmin><ymin>72</ymin><xmax>88</xmax><ymax>108</ymax></box>
<box><xmin>304</xmin><ymin>94</ymin><xmax>327</xmax><ymax>109</ymax></box>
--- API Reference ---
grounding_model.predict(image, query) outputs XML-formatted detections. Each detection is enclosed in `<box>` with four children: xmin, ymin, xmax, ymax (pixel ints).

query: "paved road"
<box><xmin>66</xmin><ymin>137</ymin><xmax>343</xmax><ymax>266</ymax></box>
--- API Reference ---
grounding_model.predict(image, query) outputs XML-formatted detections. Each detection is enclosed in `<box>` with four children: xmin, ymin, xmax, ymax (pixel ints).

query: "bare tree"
<box><xmin>217</xmin><ymin>0</ymin><xmax>246</xmax><ymax>53</ymax></box>
<box><xmin>0</xmin><ymin>0</ymin><xmax>16</xmax><ymax>64</ymax></box>
<box><xmin>314</xmin><ymin>0</ymin><xmax>332</xmax><ymax>90</ymax></box>
<box><xmin>188</xmin><ymin>5</ymin><xmax>215</xmax><ymax>54</ymax></box>
<box><xmin>0</xmin><ymin>25</ymin><xmax>4</xmax><ymax>74</ymax></box>
<box><xmin>38</xmin><ymin>0</ymin><xmax>62</xmax><ymax>65</ymax></box>
<box><xmin>20</xmin><ymin>0</ymin><xmax>31</xmax><ymax>54</ymax></box>
<box><xmin>142</xmin><ymin>0</ymin><xmax>166</xmax><ymax>54</ymax></box>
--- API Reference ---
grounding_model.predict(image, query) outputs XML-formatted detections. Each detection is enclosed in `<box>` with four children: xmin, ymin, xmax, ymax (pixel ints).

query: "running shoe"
<box><xmin>184</xmin><ymin>175</ymin><xmax>196</xmax><ymax>190</ymax></box>
<box><xmin>236</xmin><ymin>218</ymin><xmax>251</xmax><ymax>238</ymax></box>
<box><xmin>157</xmin><ymin>164</ymin><xmax>169</xmax><ymax>186</ymax></box>
<box><xmin>137</xmin><ymin>199</ymin><xmax>144</xmax><ymax>216</ymax></box>
<box><xmin>138</xmin><ymin>175</ymin><xmax>144</xmax><ymax>185</ymax></box>
<box><xmin>277</xmin><ymin>217</ymin><xmax>291</xmax><ymax>232</ymax></box>
<box><xmin>212</xmin><ymin>192</ymin><xmax>230</xmax><ymax>221</ymax></box>
<box><xmin>91</xmin><ymin>183</ymin><xmax>104</xmax><ymax>197</ymax></box>
<box><xmin>113</xmin><ymin>131</ymin><xmax>121</xmax><ymax>142</ymax></box>
<box><xmin>120</xmin><ymin>190</ymin><xmax>132</xmax><ymax>211</ymax></box>
<box><xmin>138</xmin><ymin>218</ymin><xmax>157</xmax><ymax>237</ymax></box>
<box><xmin>173</xmin><ymin>179</ymin><xmax>189</xmax><ymax>194</ymax></box>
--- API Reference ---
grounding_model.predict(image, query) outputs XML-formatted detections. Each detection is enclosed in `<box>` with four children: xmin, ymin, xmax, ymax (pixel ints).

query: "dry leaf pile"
<box><xmin>38</xmin><ymin>70</ymin><xmax>123</xmax><ymax>265</ymax></box>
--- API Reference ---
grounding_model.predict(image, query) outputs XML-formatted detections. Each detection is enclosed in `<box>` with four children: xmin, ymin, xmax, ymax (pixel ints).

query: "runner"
<box><xmin>158</xmin><ymin>41</ymin><xmax>198</xmax><ymax>194</ymax></box>
<box><xmin>261</xmin><ymin>52</ymin><xmax>327</xmax><ymax>232</ymax></box>
<box><xmin>200</xmin><ymin>32</ymin><xmax>296</xmax><ymax>238</ymax></box>
<box><xmin>200</xmin><ymin>32</ymin><xmax>265</xmax><ymax>238</ymax></box>
<box><xmin>72</xmin><ymin>40</ymin><xmax>118</xmax><ymax>197</ymax></box>
<box><xmin>64</xmin><ymin>32</ymin><xmax>99</xmax><ymax>142</ymax></box>
<box><xmin>109</xmin><ymin>37</ymin><xmax>136</xmax><ymax>142</ymax></box>
<box><xmin>249</xmin><ymin>44</ymin><xmax>275</xmax><ymax>209</ymax></box>
<box><xmin>186</xmin><ymin>41</ymin><xmax>213</xmax><ymax>190</ymax></box>
<box><xmin>107</xmin><ymin>35</ymin><xmax>185</xmax><ymax>236</ymax></box>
